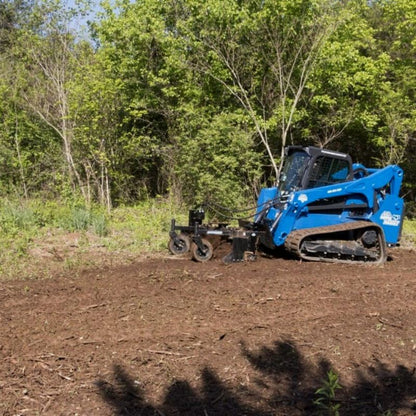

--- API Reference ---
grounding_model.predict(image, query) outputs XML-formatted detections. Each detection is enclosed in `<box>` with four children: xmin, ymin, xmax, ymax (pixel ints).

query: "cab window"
<box><xmin>307</xmin><ymin>157</ymin><xmax>350</xmax><ymax>189</ymax></box>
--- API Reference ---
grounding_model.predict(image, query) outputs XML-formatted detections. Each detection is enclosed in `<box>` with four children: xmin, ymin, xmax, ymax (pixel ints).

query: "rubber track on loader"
<box><xmin>284</xmin><ymin>220</ymin><xmax>387</xmax><ymax>264</ymax></box>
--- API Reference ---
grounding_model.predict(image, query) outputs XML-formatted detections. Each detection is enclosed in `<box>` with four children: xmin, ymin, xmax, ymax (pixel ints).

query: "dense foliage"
<box><xmin>1</xmin><ymin>0</ymin><xmax>415</xmax><ymax>210</ymax></box>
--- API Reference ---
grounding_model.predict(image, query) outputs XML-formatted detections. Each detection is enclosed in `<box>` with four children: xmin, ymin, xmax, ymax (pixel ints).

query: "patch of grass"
<box><xmin>92</xmin><ymin>213</ymin><xmax>108</xmax><ymax>237</ymax></box>
<box><xmin>0</xmin><ymin>200</ymin><xmax>37</xmax><ymax>234</ymax></box>
<box><xmin>107</xmin><ymin>198</ymin><xmax>188</xmax><ymax>253</ymax></box>
<box><xmin>69</xmin><ymin>207</ymin><xmax>91</xmax><ymax>231</ymax></box>
<box><xmin>402</xmin><ymin>219</ymin><xmax>416</xmax><ymax>246</ymax></box>
<box><xmin>0</xmin><ymin>197</ymin><xmax>188</xmax><ymax>280</ymax></box>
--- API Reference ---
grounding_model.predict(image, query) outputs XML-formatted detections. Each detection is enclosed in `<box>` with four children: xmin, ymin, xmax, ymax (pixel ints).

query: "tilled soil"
<box><xmin>1</xmin><ymin>247</ymin><xmax>416</xmax><ymax>415</ymax></box>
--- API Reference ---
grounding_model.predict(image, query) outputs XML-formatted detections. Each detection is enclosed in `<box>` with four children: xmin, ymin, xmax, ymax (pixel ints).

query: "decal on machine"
<box><xmin>380</xmin><ymin>211</ymin><xmax>401</xmax><ymax>227</ymax></box>
<box><xmin>298</xmin><ymin>194</ymin><xmax>308</xmax><ymax>203</ymax></box>
<box><xmin>327</xmin><ymin>188</ymin><xmax>342</xmax><ymax>194</ymax></box>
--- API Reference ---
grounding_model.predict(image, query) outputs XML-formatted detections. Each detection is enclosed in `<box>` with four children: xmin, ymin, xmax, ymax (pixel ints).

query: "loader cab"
<box><xmin>278</xmin><ymin>146</ymin><xmax>353</xmax><ymax>193</ymax></box>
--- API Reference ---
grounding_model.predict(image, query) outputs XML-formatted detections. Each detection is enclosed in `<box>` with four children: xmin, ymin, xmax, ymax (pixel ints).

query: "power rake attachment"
<box><xmin>168</xmin><ymin>208</ymin><xmax>266</xmax><ymax>263</ymax></box>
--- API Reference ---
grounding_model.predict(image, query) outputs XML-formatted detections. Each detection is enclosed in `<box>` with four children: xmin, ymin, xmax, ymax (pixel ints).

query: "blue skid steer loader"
<box><xmin>169</xmin><ymin>146</ymin><xmax>404</xmax><ymax>264</ymax></box>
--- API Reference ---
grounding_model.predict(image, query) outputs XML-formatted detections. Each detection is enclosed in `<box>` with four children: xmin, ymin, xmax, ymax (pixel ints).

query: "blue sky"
<box><xmin>65</xmin><ymin>0</ymin><xmax>105</xmax><ymax>15</ymax></box>
<box><xmin>64</xmin><ymin>0</ymin><xmax>104</xmax><ymax>37</ymax></box>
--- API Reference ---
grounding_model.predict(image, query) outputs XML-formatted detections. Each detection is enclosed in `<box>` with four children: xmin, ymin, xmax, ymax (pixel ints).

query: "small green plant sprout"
<box><xmin>314</xmin><ymin>368</ymin><xmax>342</xmax><ymax>416</ymax></box>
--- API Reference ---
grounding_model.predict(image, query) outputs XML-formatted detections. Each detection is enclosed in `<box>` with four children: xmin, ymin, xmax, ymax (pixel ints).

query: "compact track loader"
<box><xmin>169</xmin><ymin>146</ymin><xmax>404</xmax><ymax>264</ymax></box>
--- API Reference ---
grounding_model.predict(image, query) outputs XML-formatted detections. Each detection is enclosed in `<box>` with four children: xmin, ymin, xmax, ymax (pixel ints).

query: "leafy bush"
<box><xmin>175</xmin><ymin>112</ymin><xmax>263</xmax><ymax>213</ymax></box>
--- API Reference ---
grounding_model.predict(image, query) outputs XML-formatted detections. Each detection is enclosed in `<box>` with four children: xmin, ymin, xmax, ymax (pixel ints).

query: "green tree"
<box><xmin>1</xmin><ymin>0</ymin><xmax>415</xmax><ymax>209</ymax></box>
<box><xmin>179</xmin><ymin>0</ymin><xmax>342</xmax><ymax>181</ymax></box>
<box><xmin>369</xmin><ymin>0</ymin><xmax>416</xmax><ymax>167</ymax></box>
<box><xmin>93</xmin><ymin>0</ymin><xmax>265</xmax><ymax>206</ymax></box>
<box><xmin>92</xmin><ymin>0</ymin><xmax>187</xmax><ymax>202</ymax></box>
<box><xmin>0</xmin><ymin>0</ymin><xmax>62</xmax><ymax>198</ymax></box>
<box><xmin>304</xmin><ymin>0</ymin><xmax>389</xmax><ymax>154</ymax></box>
<box><xmin>20</xmin><ymin>0</ymin><xmax>87</xmax><ymax>198</ymax></box>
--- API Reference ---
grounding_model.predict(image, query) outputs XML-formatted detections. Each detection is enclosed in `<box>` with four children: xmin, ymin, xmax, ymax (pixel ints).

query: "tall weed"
<box><xmin>91</xmin><ymin>213</ymin><xmax>108</xmax><ymax>237</ymax></box>
<box><xmin>108</xmin><ymin>198</ymin><xmax>188</xmax><ymax>252</ymax></box>
<box><xmin>0</xmin><ymin>196</ymin><xmax>188</xmax><ymax>279</ymax></box>
<box><xmin>402</xmin><ymin>219</ymin><xmax>416</xmax><ymax>246</ymax></box>
<box><xmin>0</xmin><ymin>200</ymin><xmax>37</xmax><ymax>234</ymax></box>
<box><xmin>68</xmin><ymin>207</ymin><xmax>91</xmax><ymax>231</ymax></box>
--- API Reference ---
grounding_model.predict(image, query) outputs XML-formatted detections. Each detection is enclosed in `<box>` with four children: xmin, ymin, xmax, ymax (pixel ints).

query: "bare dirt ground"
<box><xmin>1</xmin><ymin>246</ymin><xmax>416</xmax><ymax>416</ymax></box>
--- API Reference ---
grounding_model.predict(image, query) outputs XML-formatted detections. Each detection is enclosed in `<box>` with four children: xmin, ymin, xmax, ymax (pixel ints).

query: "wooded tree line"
<box><xmin>1</xmin><ymin>0</ymin><xmax>415</xmax><ymax>210</ymax></box>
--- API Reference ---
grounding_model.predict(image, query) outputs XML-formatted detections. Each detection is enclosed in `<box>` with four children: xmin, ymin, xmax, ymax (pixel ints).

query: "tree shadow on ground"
<box><xmin>95</xmin><ymin>339</ymin><xmax>416</xmax><ymax>415</ymax></box>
